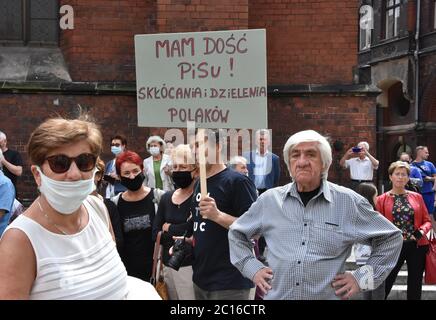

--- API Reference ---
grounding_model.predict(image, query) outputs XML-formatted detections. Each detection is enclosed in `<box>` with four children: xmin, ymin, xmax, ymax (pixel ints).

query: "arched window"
<box><xmin>388</xmin><ymin>81</ymin><xmax>410</xmax><ymax>116</ymax></box>
<box><xmin>395</xmin><ymin>143</ymin><xmax>412</xmax><ymax>159</ymax></box>
<box><xmin>0</xmin><ymin>0</ymin><xmax>59</xmax><ymax>46</ymax></box>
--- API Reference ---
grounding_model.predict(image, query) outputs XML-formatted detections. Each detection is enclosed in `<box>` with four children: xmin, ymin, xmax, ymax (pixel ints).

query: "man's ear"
<box><xmin>31</xmin><ymin>165</ymin><xmax>42</xmax><ymax>188</ymax></box>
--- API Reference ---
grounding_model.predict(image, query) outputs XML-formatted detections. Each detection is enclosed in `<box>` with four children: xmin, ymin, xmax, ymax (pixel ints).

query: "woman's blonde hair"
<box><xmin>96</xmin><ymin>157</ymin><xmax>105</xmax><ymax>173</ymax></box>
<box><xmin>28</xmin><ymin>118</ymin><xmax>102</xmax><ymax>166</ymax></box>
<box><xmin>388</xmin><ymin>161</ymin><xmax>410</xmax><ymax>176</ymax></box>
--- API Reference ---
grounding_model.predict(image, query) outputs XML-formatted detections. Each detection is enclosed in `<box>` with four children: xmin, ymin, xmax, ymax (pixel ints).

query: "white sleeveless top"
<box><xmin>4</xmin><ymin>197</ymin><xmax>129</xmax><ymax>300</ymax></box>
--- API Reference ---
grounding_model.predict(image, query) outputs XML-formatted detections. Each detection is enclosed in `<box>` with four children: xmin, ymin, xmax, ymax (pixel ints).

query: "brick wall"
<box><xmin>59</xmin><ymin>0</ymin><xmax>249</xmax><ymax>81</ymax></box>
<box><xmin>249</xmin><ymin>0</ymin><xmax>358</xmax><ymax>85</ymax></box>
<box><xmin>0</xmin><ymin>94</ymin><xmax>159</xmax><ymax>200</ymax></box>
<box><xmin>268</xmin><ymin>94</ymin><xmax>377</xmax><ymax>185</ymax></box>
<box><xmin>420</xmin><ymin>0</ymin><xmax>435</xmax><ymax>34</ymax></box>
<box><xmin>59</xmin><ymin>0</ymin><xmax>359</xmax><ymax>84</ymax></box>
<box><xmin>156</xmin><ymin>0</ymin><xmax>248</xmax><ymax>33</ymax></box>
<box><xmin>59</xmin><ymin>0</ymin><xmax>157</xmax><ymax>81</ymax></box>
<box><xmin>1</xmin><ymin>0</ymin><xmax>380</xmax><ymax>200</ymax></box>
<box><xmin>420</xmin><ymin>54</ymin><xmax>436</xmax><ymax>122</ymax></box>
<box><xmin>1</xmin><ymin>92</ymin><xmax>376</xmax><ymax>200</ymax></box>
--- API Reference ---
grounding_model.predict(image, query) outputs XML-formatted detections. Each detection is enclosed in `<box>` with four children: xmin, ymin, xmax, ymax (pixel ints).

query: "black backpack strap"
<box><xmin>414</xmin><ymin>163</ymin><xmax>430</xmax><ymax>176</ymax></box>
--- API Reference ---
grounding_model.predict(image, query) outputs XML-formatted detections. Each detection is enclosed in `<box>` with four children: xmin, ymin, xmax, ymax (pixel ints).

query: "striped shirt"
<box><xmin>229</xmin><ymin>180</ymin><xmax>403</xmax><ymax>300</ymax></box>
<box><xmin>4</xmin><ymin>198</ymin><xmax>128</xmax><ymax>300</ymax></box>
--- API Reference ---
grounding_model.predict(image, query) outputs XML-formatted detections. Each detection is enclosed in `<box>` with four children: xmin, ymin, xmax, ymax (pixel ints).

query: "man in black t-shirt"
<box><xmin>0</xmin><ymin>131</ymin><xmax>23</xmax><ymax>194</ymax></box>
<box><xmin>189</xmin><ymin>129</ymin><xmax>257</xmax><ymax>300</ymax></box>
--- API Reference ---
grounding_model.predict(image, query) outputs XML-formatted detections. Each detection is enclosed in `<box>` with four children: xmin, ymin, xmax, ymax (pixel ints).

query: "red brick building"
<box><xmin>0</xmin><ymin>0</ymin><xmax>380</xmax><ymax>201</ymax></box>
<box><xmin>357</xmin><ymin>0</ymin><xmax>436</xmax><ymax>191</ymax></box>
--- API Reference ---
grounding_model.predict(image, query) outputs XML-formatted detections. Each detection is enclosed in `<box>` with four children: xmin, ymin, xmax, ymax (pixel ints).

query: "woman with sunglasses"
<box><xmin>376</xmin><ymin>161</ymin><xmax>432</xmax><ymax>300</ymax></box>
<box><xmin>112</xmin><ymin>150</ymin><xmax>159</xmax><ymax>282</ymax></box>
<box><xmin>0</xmin><ymin>118</ymin><xmax>137</xmax><ymax>299</ymax></box>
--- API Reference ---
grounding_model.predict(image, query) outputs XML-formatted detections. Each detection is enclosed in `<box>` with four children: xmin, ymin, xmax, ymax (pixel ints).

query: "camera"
<box><xmin>352</xmin><ymin>147</ymin><xmax>362</xmax><ymax>153</ymax></box>
<box><xmin>167</xmin><ymin>235</ymin><xmax>187</xmax><ymax>271</ymax></box>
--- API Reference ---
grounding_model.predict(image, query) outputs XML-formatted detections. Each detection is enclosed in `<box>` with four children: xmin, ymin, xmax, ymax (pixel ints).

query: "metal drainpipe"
<box><xmin>414</xmin><ymin>0</ymin><xmax>421</xmax><ymax>127</ymax></box>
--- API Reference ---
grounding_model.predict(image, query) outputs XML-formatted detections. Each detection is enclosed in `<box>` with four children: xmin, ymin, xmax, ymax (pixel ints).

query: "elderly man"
<box><xmin>0</xmin><ymin>131</ymin><xmax>23</xmax><ymax>194</ymax></box>
<box><xmin>0</xmin><ymin>170</ymin><xmax>15</xmax><ymax>236</ymax></box>
<box><xmin>229</xmin><ymin>130</ymin><xmax>402</xmax><ymax>300</ymax></box>
<box><xmin>339</xmin><ymin>141</ymin><xmax>379</xmax><ymax>190</ymax></box>
<box><xmin>228</xmin><ymin>156</ymin><xmax>249</xmax><ymax>176</ymax></box>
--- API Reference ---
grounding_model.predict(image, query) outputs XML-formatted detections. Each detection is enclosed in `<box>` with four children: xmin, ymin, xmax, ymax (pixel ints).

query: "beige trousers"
<box><xmin>163</xmin><ymin>265</ymin><xmax>195</xmax><ymax>300</ymax></box>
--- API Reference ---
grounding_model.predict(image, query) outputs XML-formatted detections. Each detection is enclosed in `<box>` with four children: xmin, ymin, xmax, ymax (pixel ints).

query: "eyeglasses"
<box><xmin>111</xmin><ymin>143</ymin><xmax>121</xmax><ymax>147</ymax></box>
<box><xmin>45</xmin><ymin>153</ymin><xmax>97</xmax><ymax>174</ymax></box>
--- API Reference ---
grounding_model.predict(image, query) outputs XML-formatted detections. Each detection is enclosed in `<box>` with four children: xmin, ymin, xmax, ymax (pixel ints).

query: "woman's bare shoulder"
<box><xmin>0</xmin><ymin>226</ymin><xmax>36</xmax><ymax>299</ymax></box>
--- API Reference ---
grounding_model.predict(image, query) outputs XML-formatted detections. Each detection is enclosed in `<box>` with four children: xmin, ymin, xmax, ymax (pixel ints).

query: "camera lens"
<box><xmin>167</xmin><ymin>238</ymin><xmax>186</xmax><ymax>271</ymax></box>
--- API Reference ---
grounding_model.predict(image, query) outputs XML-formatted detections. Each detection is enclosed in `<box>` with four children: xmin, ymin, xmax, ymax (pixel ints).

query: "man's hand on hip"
<box><xmin>332</xmin><ymin>272</ymin><xmax>360</xmax><ymax>300</ymax></box>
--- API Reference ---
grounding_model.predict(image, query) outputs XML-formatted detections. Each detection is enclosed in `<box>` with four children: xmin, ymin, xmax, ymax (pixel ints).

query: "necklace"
<box><xmin>37</xmin><ymin>200</ymin><xmax>82</xmax><ymax>235</ymax></box>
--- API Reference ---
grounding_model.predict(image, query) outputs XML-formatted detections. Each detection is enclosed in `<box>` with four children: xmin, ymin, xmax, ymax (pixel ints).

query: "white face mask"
<box><xmin>149</xmin><ymin>146</ymin><xmax>161</xmax><ymax>156</ymax></box>
<box><xmin>37</xmin><ymin>167</ymin><xmax>96</xmax><ymax>215</ymax></box>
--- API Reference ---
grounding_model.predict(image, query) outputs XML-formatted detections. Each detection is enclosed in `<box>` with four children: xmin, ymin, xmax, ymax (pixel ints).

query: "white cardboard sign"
<box><xmin>135</xmin><ymin>29</ymin><xmax>267</xmax><ymax>129</ymax></box>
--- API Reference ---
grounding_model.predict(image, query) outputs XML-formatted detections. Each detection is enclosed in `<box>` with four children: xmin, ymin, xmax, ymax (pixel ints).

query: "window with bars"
<box><xmin>0</xmin><ymin>0</ymin><xmax>59</xmax><ymax>46</ymax></box>
<box><xmin>385</xmin><ymin>0</ymin><xmax>401</xmax><ymax>39</ymax></box>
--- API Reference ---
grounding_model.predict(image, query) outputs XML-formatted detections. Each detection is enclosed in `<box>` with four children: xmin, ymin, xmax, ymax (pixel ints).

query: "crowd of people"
<box><xmin>0</xmin><ymin>117</ymin><xmax>435</xmax><ymax>300</ymax></box>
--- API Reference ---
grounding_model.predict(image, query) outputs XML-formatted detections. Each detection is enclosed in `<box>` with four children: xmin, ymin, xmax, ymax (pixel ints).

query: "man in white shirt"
<box><xmin>339</xmin><ymin>141</ymin><xmax>379</xmax><ymax>190</ymax></box>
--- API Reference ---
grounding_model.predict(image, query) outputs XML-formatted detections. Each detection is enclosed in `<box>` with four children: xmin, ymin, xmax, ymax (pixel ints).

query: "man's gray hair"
<box><xmin>0</xmin><ymin>131</ymin><xmax>6</xmax><ymax>141</ymax></box>
<box><xmin>228</xmin><ymin>156</ymin><xmax>247</xmax><ymax>169</ymax></box>
<box><xmin>255</xmin><ymin>129</ymin><xmax>270</xmax><ymax>137</ymax></box>
<box><xmin>283</xmin><ymin>130</ymin><xmax>332</xmax><ymax>180</ymax></box>
<box><xmin>358</xmin><ymin>141</ymin><xmax>369</xmax><ymax>151</ymax></box>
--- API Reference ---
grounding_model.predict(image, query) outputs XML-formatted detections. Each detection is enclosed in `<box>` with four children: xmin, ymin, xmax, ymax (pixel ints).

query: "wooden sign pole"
<box><xmin>197</xmin><ymin>128</ymin><xmax>208</xmax><ymax>219</ymax></box>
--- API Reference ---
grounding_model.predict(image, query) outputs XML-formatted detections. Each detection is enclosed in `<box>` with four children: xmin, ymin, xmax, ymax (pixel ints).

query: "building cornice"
<box><xmin>0</xmin><ymin>82</ymin><xmax>381</xmax><ymax>96</ymax></box>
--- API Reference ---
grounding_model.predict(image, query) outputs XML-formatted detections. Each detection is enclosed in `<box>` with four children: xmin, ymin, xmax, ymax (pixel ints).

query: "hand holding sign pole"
<box><xmin>197</xmin><ymin>128</ymin><xmax>208</xmax><ymax>219</ymax></box>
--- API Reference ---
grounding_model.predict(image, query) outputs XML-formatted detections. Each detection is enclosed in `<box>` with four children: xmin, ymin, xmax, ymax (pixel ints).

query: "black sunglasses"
<box><xmin>45</xmin><ymin>153</ymin><xmax>97</xmax><ymax>174</ymax></box>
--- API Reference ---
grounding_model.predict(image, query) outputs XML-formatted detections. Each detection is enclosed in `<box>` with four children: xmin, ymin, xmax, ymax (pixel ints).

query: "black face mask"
<box><xmin>120</xmin><ymin>172</ymin><xmax>145</xmax><ymax>191</ymax></box>
<box><xmin>172</xmin><ymin>170</ymin><xmax>194</xmax><ymax>189</ymax></box>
